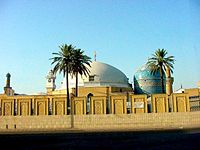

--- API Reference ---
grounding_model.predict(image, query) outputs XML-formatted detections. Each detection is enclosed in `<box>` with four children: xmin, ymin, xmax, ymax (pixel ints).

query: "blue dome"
<box><xmin>134</xmin><ymin>65</ymin><xmax>166</xmax><ymax>94</ymax></box>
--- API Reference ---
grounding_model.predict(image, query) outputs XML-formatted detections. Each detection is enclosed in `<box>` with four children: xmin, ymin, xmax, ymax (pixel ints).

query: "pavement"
<box><xmin>0</xmin><ymin>128</ymin><xmax>199</xmax><ymax>150</ymax></box>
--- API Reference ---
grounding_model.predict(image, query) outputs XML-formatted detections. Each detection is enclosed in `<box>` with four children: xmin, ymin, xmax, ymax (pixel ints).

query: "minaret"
<box><xmin>4</xmin><ymin>73</ymin><xmax>14</xmax><ymax>96</ymax></box>
<box><xmin>46</xmin><ymin>70</ymin><xmax>56</xmax><ymax>94</ymax></box>
<box><xmin>165</xmin><ymin>66</ymin><xmax>174</xmax><ymax>95</ymax></box>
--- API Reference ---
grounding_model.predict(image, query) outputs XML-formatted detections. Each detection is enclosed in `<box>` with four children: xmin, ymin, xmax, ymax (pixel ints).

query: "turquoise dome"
<box><xmin>134</xmin><ymin>65</ymin><xmax>166</xmax><ymax>94</ymax></box>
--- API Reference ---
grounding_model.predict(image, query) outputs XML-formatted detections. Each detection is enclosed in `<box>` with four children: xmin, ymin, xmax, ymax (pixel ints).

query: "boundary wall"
<box><xmin>0</xmin><ymin>112</ymin><xmax>199</xmax><ymax>133</ymax></box>
<box><xmin>0</xmin><ymin>93</ymin><xmax>190</xmax><ymax>116</ymax></box>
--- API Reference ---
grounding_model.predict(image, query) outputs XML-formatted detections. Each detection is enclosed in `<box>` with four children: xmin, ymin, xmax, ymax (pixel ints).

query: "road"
<box><xmin>0</xmin><ymin>129</ymin><xmax>199</xmax><ymax>150</ymax></box>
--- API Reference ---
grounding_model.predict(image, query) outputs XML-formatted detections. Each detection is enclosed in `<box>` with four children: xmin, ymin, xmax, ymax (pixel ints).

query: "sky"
<box><xmin>0</xmin><ymin>0</ymin><xmax>199</xmax><ymax>94</ymax></box>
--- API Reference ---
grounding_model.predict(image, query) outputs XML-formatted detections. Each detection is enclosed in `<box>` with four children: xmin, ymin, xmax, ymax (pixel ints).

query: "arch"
<box><xmin>87</xmin><ymin>93</ymin><xmax>93</xmax><ymax>114</ymax></box>
<box><xmin>114</xmin><ymin>100</ymin><xmax>123</xmax><ymax>114</ymax></box>
<box><xmin>74</xmin><ymin>101</ymin><xmax>83</xmax><ymax>115</ymax></box>
<box><xmin>20</xmin><ymin>103</ymin><xmax>28</xmax><ymax>116</ymax></box>
<box><xmin>94</xmin><ymin>101</ymin><xmax>102</xmax><ymax>114</ymax></box>
<box><xmin>55</xmin><ymin>102</ymin><xmax>63</xmax><ymax>115</ymax></box>
<box><xmin>38</xmin><ymin>102</ymin><xmax>45</xmax><ymax>115</ymax></box>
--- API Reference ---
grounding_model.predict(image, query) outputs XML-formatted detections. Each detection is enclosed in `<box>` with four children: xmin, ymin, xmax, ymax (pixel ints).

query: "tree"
<box><xmin>50</xmin><ymin>44</ymin><xmax>75</xmax><ymax>114</ymax></box>
<box><xmin>146</xmin><ymin>48</ymin><xmax>175</xmax><ymax>93</ymax></box>
<box><xmin>71</xmin><ymin>48</ymin><xmax>91</xmax><ymax>97</ymax></box>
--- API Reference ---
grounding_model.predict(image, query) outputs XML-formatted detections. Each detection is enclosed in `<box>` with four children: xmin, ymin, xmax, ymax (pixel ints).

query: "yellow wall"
<box><xmin>51</xmin><ymin>86</ymin><xmax>132</xmax><ymax>97</ymax></box>
<box><xmin>0</xmin><ymin>93</ymin><xmax>191</xmax><ymax>116</ymax></box>
<box><xmin>0</xmin><ymin>93</ymin><xmax>197</xmax><ymax>133</ymax></box>
<box><xmin>110</xmin><ymin>95</ymin><xmax>127</xmax><ymax>114</ymax></box>
<box><xmin>185</xmin><ymin>88</ymin><xmax>200</xmax><ymax>97</ymax></box>
<box><xmin>72</xmin><ymin>97</ymin><xmax>86</xmax><ymax>115</ymax></box>
<box><xmin>172</xmin><ymin>93</ymin><xmax>190</xmax><ymax>112</ymax></box>
<box><xmin>0</xmin><ymin>112</ymin><xmax>199</xmax><ymax>133</ymax></box>
<box><xmin>78</xmin><ymin>87</ymin><xmax>109</xmax><ymax>97</ymax></box>
<box><xmin>151</xmin><ymin>94</ymin><xmax>169</xmax><ymax>113</ymax></box>
<box><xmin>131</xmin><ymin>94</ymin><xmax>148</xmax><ymax>113</ymax></box>
<box><xmin>91</xmin><ymin>96</ymin><xmax>107</xmax><ymax>114</ymax></box>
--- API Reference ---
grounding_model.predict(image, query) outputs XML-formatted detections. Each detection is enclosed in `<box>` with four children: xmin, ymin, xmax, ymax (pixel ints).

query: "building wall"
<box><xmin>0</xmin><ymin>112</ymin><xmax>199</xmax><ymax>133</ymax></box>
<box><xmin>0</xmin><ymin>93</ymin><xmax>197</xmax><ymax>133</ymax></box>
<box><xmin>185</xmin><ymin>88</ymin><xmax>200</xmax><ymax>97</ymax></box>
<box><xmin>172</xmin><ymin>93</ymin><xmax>190</xmax><ymax>112</ymax></box>
<box><xmin>0</xmin><ymin>93</ymin><xmax>191</xmax><ymax>116</ymax></box>
<box><xmin>184</xmin><ymin>88</ymin><xmax>200</xmax><ymax>111</ymax></box>
<box><xmin>78</xmin><ymin>87</ymin><xmax>108</xmax><ymax>97</ymax></box>
<box><xmin>110</xmin><ymin>95</ymin><xmax>127</xmax><ymax>114</ymax></box>
<box><xmin>151</xmin><ymin>94</ymin><xmax>169</xmax><ymax>113</ymax></box>
<box><xmin>131</xmin><ymin>94</ymin><xmax>148</xmax><ymax>113</ymax></box>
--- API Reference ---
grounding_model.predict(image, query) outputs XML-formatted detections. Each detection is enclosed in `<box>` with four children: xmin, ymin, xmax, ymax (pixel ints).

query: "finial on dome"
<box><xmin>94</xmin><ymin>51</ymin><xmax>96</xmax><ymax>62</ymax></box>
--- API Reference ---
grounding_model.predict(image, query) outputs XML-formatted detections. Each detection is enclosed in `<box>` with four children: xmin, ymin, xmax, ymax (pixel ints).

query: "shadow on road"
<box><xmin>0</xmin><ymin>129</ymin><xmax>199</xmax><ymax>150</ymax></box>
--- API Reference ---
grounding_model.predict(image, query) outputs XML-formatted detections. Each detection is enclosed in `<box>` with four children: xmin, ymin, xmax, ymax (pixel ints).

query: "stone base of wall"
<box><xmin>0</xmin><ymin>112</ymin><xmax>200</xmax><ymax>134</ymax></box>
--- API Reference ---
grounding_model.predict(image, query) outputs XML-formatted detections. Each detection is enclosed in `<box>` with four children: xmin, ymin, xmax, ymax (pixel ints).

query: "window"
<box><xmin>89</xmin><ymin>75</ymin><xmax>95</xmax><ymax>81</ymax></box>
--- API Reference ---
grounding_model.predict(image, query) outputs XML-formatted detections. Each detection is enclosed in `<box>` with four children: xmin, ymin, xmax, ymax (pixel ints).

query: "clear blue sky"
<box><xmin>0</xmin><ymin>0</ymin><xmax>199</xmax><ymax>94</ymax></box>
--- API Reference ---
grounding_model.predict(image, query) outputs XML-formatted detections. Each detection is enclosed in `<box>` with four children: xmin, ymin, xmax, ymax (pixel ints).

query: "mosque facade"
<box><xmin>46</xmin><ymin>60</ymin><xmax>173</xmax><ymax>97</ymax></box>
<box><xmin>47</xmin><ymin>61</ymin><xmax>132</xmax><ymax>96</ymax></box>
<box><xmin>0</xmin><ymin>58</ymin><xmax>199</xmax><ymax>133</ymax></box>
<box><xmin>1</xmin><ymin>59</ymin><xmax>185</xmax><ymax>116</ymax></box>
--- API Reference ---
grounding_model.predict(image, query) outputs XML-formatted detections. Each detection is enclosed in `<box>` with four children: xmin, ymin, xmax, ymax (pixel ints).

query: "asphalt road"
<box><xmin>0</xmin><ymin>129</ymin><xmax>200</xmax><ymax>150</ymax></box>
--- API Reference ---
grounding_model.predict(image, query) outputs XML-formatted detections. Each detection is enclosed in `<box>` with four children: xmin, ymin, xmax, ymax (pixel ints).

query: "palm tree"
<box><xmin>50</xmin><ymin>44</ymin><xmax>75</xmax><ymax>114</ymax></box>
<box><xmin>146</xmin><ymin>48</ymin><xmax>175</xmax><ymax>93</ymax></box>
<box><xmin>71</xmin><ymin>48</ymin><xmax>91</xmax><ymax>97</ymax></box>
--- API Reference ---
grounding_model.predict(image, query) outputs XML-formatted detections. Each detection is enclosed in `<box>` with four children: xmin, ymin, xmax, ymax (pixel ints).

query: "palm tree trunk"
<box><xmin>75</xmin><ymin>72</ymin><xmax>78</xmax><ymax>97</ymax></box>
<box><xmin>159</xmin><ymin>66</ymin><xmax>165</xmax><ymax>93</ymax></box>
<box><xmin>66</xmin><ymin>67</ymin><xmax>74</xmax><ymax>128</ymax></box>
<box><xmin>66</xmin><ymin>67</ymin><xmax>70</xmax><ymax>115</ymax></box>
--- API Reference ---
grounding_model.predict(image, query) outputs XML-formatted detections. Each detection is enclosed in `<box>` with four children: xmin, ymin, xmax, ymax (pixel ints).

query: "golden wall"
<box><xmin>131</xmin><ymin>94</ymin><xmax>147</xmax><ymax>113</ymax></box>
<box><xmin>17</xmin><ymin>97</ymin><xmax>31</xmax><ymax>116</ymax></box>
<box><xmin>0</xmin><ymin>112</ymin><xmax>200</xmax><ymax>133</ymax></box>
<box><xmin>110</xmin><ymin>95</ymin><xmax>127</xmax><ymax>114</ymax></box>
<box><xmin>0</xmin><ymin>93</ymin><xmax>191</xmax><ymax>116</ymax></box>
<box><xmin>91</xmin><ymin>96</ymin><xmax>107</xmax><ymax>114</ymax></box>
<box><xmin>151</xmin><ymin>94</ymin><xmax>169</xmax><ymax>113</ymax></box>
<box><xmin>185</xmin><ymin>88</ymin><xmax>200</xmax><ymax>97</ymax></box>
<box><xmin>172</xmin><ymin>93</ymin><xmax>190</xmax><ymax>112</ymax></box>
<box><xmin>78</xmin><ymin>87</ymin><xmax>109</xmax><ymax>97</ymax></box>
<box><xmin>1</xmin><ymin>98</ymin><xmax>15</xmax><ymax>116</ymax></box>
<box><xmin>72</xmin><ymin>97</ymin><xmax>86</xmax><ymax>115</ymax></box>
<box><xmin>52</xmin><ymin>96</ymin><xmax>67</xmax><ymax>115</ymax></box>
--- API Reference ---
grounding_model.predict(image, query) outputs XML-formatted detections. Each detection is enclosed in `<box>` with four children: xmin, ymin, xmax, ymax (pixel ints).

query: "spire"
<box><xmin>165</xmin><ymin>66</ymin><xmax>173</xmax><ymax>95</ymax></box>
<box><xmin>6</xmin><ymin>73</ymin><xmax>11</xmax><ymax>87</ymax></box>
<box><xmin>166</xmin><ymin>66</ymin><xmax>171</xmax><ymax>78</ymax></box>
<box><xmin>46</xmin><ymin>69</ymin><xmax>56</xmax><ymax>94</ymax></box>
<box><xmin>94</xmin><ymin>51</ymin><xmax>96</xmax><ymax>62</ymax></box>
<box><xmin>4</xmin><ymin>73</ymin><xmax>14</xmax><ymax>96</ymax></box>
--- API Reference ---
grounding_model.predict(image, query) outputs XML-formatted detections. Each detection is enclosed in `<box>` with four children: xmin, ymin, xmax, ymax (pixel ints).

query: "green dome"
<box><xmin>134</xmin><ymin>65</ymin><xmax>166</xmax><ymax>94</ymax></box>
